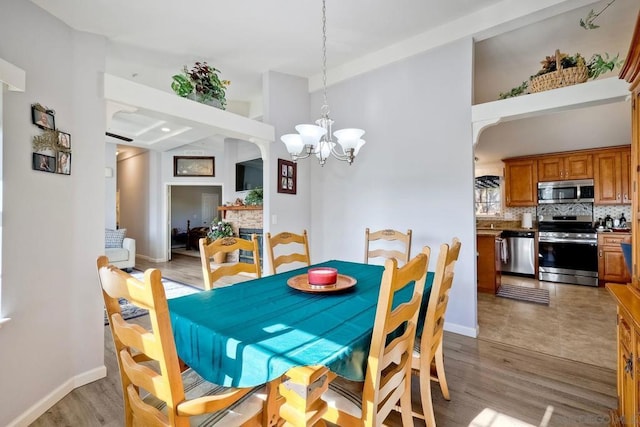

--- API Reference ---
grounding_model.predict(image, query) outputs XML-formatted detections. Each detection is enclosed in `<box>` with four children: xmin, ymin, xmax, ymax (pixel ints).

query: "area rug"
<box><xmin>103</xmin><ymin>270</ymin><xmax>201</xmax><ymax>325</ymax></box>
<box><xmin>496</xmin><ymin>284</ymin><xmax>550</xmax><ymax>305</ymax></box>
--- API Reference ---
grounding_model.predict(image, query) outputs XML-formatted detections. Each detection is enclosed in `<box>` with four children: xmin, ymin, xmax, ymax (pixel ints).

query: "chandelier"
<box><xmin>280</xmin><ymin>0</ymin><xmax>366</xmax><ymax>166</ymax></box>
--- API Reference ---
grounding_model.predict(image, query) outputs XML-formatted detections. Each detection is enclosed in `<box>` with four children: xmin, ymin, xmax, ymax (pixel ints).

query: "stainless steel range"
<box><xmin>538</xmin><ymin>214</ymin><xmax>598</xmax><ymax>286</ymax></box>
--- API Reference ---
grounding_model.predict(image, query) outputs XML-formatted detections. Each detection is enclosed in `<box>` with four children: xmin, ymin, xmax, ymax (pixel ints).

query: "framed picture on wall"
<box><xmin>31</xmin><ymin>106</ymin><xmax>55</xmax><ymax>130</ymax></box>
<box><xmin>58</xmin><ymin>131</ymin><xmax>71</xmax><ymax>149</ymax></box>
<box><xmin>173</xmin><ymin>156</ymin><xmax>215</xmax><ymax>177</ymax></box>
<box><xmin>56</xmin><ymin>151</ymin><xmax>71</xmax><ymax>175</ymax></box>
<box><xmin>278</xmin><ymin>158</ymin><xmax>296</xmax><ymax>194</ymax></box>
<box><xmin>32</xmin><ymin>152</ymin><xmax>56</xmax><ymax>173</ymax></box>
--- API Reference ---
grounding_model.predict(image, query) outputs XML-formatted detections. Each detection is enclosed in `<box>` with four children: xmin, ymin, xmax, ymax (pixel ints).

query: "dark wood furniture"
<box><xmin>607</xmin><ymin>10</ymin><xmax>640</xmax><ymax>426</ymax></box>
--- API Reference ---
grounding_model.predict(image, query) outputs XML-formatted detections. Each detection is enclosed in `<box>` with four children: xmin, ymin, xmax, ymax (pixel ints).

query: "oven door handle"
<box><xmin>539</xmin><ymin>238</ymin><xmax>597</xmax><ymax>245</ymax></box>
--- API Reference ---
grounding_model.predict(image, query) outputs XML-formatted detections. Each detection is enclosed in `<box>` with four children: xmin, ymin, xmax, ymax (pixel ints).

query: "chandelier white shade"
<box><xmin>280</xmin><ymin>0</ymin><xmax>366</xmax><ymax>166</ymax></box>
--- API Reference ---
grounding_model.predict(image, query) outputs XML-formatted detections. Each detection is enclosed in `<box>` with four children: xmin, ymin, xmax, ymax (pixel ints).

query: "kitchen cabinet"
<box><xmin>477</xmin><ymin>231</ymin><xmax>502</xmax><ymax>294</ymax></box>
<box><xmin>537</xmin><ymin>153</ymin><xmax>593</xmax><ymax>181</ymax></box>
<box><xmin>598</xmin><ymin>233</ymin><xmax>632</xmax><ymax>285</ymax></box>
<box><xmin>503</xmin><ymin>159</ymin><xmax>537</xmax><ymax>207</ymax></box>
<box><xmin>594</xmin><ymin>147</ymin><xmax>631</xmax><ymax>205</ymax></box>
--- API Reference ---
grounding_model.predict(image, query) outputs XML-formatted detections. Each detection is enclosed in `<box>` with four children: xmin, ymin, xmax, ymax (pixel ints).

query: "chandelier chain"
<box><xmin>321</xmin><ymin>0</ymin><xmax>329</xmax><ymax>114</ymax></box>
<box><xmin>279</xmin><ymin>0</ymin><xmax>364</xmax><ymax>166</ymax></box>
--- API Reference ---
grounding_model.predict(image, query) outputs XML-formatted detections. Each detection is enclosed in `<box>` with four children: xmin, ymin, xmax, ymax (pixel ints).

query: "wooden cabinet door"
<box><xmin>599</xmin><ymin>234</ymin><xmax>632</xmax><ymax>284</ymax></box>
<box><xmin>601</xmin><ymin>248</ymin><xmax>631</xmax><ymax>284</ymax></box>
<box><xmin>621</xmin><ymin>148</ymin><xmax>631</xmax><ymax>205</ymax></box>
<box><xmin>564</xmin><ymin>153</ymin><xmax>593</xmax><ymax>179</ymax></box>
<box><xmin>538</xmin><ymin>154</ymin><xmax>593</xmax><ymax>181</ymax></box>
<box><xmin>537</xmin><ymin>156</ymin><xmax>564</xmax><ymax>181</ymax></box>
<box><xmin>618</xmin><ymin>316</ymin><xmax>635</xmax><ymax>425</ymax></box>
<box><xmin>594</xmin><ymin>150</ymin><xmax>622</xmax><ymax>204</ymax></box>
<box><xmin>477</xmin><ymin>235</ymin><xmax>499</xmax><ymax>294</ymax></box>
<box><xmin>504</xmin><ymin>159</ymin><xmax>537</xmax><ymax>206</ymax></box>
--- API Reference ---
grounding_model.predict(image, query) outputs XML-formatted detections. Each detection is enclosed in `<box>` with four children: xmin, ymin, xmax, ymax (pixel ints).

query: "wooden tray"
<box><xmin>287</xmin><ymin>274</ymin><xmax>357</xmax><ymax>293</ymax></box>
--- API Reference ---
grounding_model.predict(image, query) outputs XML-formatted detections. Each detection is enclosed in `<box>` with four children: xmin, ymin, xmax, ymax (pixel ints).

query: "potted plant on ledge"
<box><xmin>171</xmin><ymin>61</ymin><xmax>230</xmax><ymax>110</ymax></box>
<box><xmin>498</xmin><ymin>49</ymin><xmax>623</xmax><ymax>99</ymax></box>
<box><xmin>207</xmin><ymin>218</ymin><xmax>234</xmax><ymax>263</ymax></box>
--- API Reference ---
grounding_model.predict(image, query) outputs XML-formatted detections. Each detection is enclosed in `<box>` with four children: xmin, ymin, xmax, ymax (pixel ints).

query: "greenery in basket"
<box><xmin>244</xmin><ymin>187</ymin><xmax>263</xmax><ymax>206</ymax></box>
<box><xmin>498</xmin><ymin>51</ymin><xmax>623</xmax><ymax>99</ymax></box>
<box><xmin>171</xmin><ymin>61</ymin><xmax>230</xmax><ymax>109</ymax></box>
<box><xmin>207</xmin><ymin>218</ymin><xmax>234</xmax><ymax>241</ymax></box>
<box><xmin>533</xmin><ymin>52</ymin><xmax>622</xmax><ymax>79</ymax></box>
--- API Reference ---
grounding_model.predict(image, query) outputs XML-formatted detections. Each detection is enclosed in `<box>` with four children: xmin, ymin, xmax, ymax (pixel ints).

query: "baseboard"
<box><xmin>444</xmin><ymin>321</ymin><xmax>478</xmax><ymax>338</ymax></box>
<box><xmin>7</xmin><ymin>365</ymin><xmax>107</xmax><ymax>427</ymax></box>
<box><xmin>137</xmin><ymin>254</ymin><xmax>165</xmax><ymax>263</ymax></box>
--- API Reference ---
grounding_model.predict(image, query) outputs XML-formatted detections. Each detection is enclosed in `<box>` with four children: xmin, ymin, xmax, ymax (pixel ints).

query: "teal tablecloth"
<box><xmin>168</xmin><ymin>260</ymin><xmax>433</xmax><ymax>387</ymax></box>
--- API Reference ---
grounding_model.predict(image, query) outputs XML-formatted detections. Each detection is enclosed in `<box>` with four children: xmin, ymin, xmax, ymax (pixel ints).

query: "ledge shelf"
<box><xmin>471</xmin><ymin>77</ymin><xmax>630</xmax><ymax>144</ymax></box>
<box><xmin>218</xmin><ymin>205</ymin><xmax>263</xmax><ymax>219</ymax></box>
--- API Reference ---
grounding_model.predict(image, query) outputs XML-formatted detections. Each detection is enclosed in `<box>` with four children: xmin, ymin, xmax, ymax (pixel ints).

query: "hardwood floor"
<box><xmin>30</xmin><ymin>255</ymin><xmax>617</xmax><ymax>426</ymax></box>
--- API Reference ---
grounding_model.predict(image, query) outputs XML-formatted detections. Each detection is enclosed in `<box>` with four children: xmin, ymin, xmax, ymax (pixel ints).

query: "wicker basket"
<box><xmin>529</xmin><ymin>49</ymin><xmax>588</xmax><ymax>93</ymax></box>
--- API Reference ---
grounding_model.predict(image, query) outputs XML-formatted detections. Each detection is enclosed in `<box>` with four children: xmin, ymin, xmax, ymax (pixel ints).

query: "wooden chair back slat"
<box><xmin>199</xmin><ymin>235</ymin><xmax>262</xmax><ymax>290</ymax></box>
<box><xmin>111</xmin><ymin>316</ymin><xmax>165</xmax><ymax>362</ymax></box>
<box><xmin>126</xmin><ymin>384</ymin><xmax>169</xmax><ymax>426</ymax></box>
<box><xmin>364</xmin><ymin>228</ymin><xmax>412</xmax><ymax>265</ymax></box>
<box><xmin>265</xmin><ymin>230</ymin><xmax>311</xmax><ymax>274</ymax></box>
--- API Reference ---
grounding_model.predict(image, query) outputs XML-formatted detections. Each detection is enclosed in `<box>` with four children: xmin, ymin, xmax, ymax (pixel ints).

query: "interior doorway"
<box><xmin>168</xmin><ymin>185</ymin><xmax>222</xmax><ymax>260</ymax></box>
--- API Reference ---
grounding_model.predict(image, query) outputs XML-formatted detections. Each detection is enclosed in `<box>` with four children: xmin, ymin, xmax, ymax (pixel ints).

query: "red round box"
<box><xmin>307</xmin><ymin>267</ymin><xmax>338</xmax><ymax>285</ymax></box>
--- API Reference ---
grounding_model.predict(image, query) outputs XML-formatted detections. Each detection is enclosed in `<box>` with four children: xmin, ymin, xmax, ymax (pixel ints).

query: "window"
<box><xmin>475</xmin><ymin>175</ymin><xmax>501</xmax><ymax>216</ymax></box>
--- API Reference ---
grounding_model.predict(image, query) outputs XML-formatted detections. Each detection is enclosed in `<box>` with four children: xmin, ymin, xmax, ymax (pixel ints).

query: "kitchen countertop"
<box><xmin>597</xmin><ymin>229</ymin><xmax>631</xmax><ymax>234</ymax></box>
<box><xmin>476</xmin><ymin>229</ymin><xmax>504</xmax><ymax>237</ymax></box>
<box><xmin>477</xmin><ymin>226</ymin><xmax>536</xmax><ymax>232</ymax></box>
<box><xmin>476</xmin><ymin>220</ymin><xmax>537</xmax><ymax>233</ymax></box>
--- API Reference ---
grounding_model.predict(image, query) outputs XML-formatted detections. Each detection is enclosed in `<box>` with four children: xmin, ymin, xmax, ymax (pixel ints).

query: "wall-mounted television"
<box><xmin>235</xmin><ymin>158</ymin><xmax>263</xmax><ymax>191</ymax></box>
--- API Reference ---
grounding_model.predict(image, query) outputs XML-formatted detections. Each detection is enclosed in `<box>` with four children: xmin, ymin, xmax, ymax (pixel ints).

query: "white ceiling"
<box><xmin>29</xmin><ymin>0</ymin><xmax>639</xmax><ymax>162</ymax></box>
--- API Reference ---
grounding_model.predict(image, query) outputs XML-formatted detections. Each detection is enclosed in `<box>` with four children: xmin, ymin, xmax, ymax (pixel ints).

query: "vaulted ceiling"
<box><xmin>29</xmin><ymin>0</ymin><xmax>639</xmax><ymax>163</ymax></box>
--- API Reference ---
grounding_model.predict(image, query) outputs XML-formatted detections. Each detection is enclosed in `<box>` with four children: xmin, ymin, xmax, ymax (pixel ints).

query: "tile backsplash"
<box><xmin>481</xmin><ymin>204</ymin><xmax>632</xmax><ymax>227</ymax></box>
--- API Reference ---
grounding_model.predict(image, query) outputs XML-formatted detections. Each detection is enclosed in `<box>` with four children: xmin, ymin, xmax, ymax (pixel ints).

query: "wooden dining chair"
<box><xmin>97</xmin><ymin>255</ymin><xmax>265</xmax><ymax>426</ymax></box>
<box><xmin>199</xmin><ymin>235</ymin><xmax>262</xmax><ymax>290</ymax></box>
<box><xmin>364</xmin><ymin>227</ymin><xmax>412</xmax><ymax>265</ymax></box>
<box><xmin>321</xmin><ymin>246</ymin><xmax>431</xmax><ymax>426</ymax></box>
<box><xmin>265</xmin><ymin>229</ymin><xmax>311</xmax><ymax>274</ymax></box>
<box><xmin>412</xmin><ymin>237</ymin><xmax>462</xmax><ymax>427</ymax></box>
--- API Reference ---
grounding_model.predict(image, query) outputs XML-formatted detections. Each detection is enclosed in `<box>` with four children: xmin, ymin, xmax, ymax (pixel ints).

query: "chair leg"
<box><xmin>434</xmin><ymin>344</ymin><xmax>450</xmax><ymax>400</ymax></box>
<box><xmin>420</xmin><ymin>363</ymin><xmax>436</xmax><ymax>427</ymax></box>
<box><xmin>399</xmin><ymin>377</ymin><xmax>414</xmax><ymax>426</ymax></box>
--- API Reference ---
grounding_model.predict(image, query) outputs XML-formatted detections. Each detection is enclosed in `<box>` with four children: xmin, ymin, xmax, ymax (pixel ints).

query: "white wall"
<box><xmin>0</xmin><ymin>1</ymin><xmax>107</xmax><ymax>424</ymax></box>
<box><xmin>105</xmin><ymin>142</ymin><xmax>117</xmax><ymax>229</ymax></box>
<box><xmin>118</xmin><ymin>150</ymin><xmax>151</xmax><ymax>257</ymax></box>
<box><xmin>262</xmin><ymin>71</ymin><xmax>314</xmax><ymax>259</ymax></box>
<box><xmin>309</xmin><ymin>38</ymin><xmax>478</xmax><ymax>336</ymax></box>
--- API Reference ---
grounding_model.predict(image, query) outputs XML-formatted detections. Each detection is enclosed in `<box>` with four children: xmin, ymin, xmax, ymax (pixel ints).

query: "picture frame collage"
<box><xmin>278</xmin><ymin>158</ymin><xmax>296</xmax><ymax>194</ymax></box>
<box><xmin>31</xmin><ymin>104</ymin><xmax>72</xmax><ymax>175</ymax></box>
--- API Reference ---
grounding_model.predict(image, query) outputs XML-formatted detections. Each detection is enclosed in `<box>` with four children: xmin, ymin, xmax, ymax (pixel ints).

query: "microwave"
<box><xmin>538</xmin><ymin>179</ymin><xmax>595</xmax><ymax>204</ymax></box>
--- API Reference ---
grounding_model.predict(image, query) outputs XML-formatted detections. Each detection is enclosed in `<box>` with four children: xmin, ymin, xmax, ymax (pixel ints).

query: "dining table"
<box><xmin>168</xmin><ymin>259</ymin><xmax>434</xmax><ymax>425</ymax></box>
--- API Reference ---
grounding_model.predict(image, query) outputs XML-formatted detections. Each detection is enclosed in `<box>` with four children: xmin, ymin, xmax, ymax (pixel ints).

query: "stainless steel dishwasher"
<box><xmin>501</xmin><ymin>230</ymin><xmax>536</xmax><ymax>277</ymax></box>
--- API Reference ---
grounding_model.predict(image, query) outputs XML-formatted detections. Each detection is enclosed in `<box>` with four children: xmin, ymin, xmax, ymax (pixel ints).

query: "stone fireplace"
<box><xmin>218</xmin><ymin>205</ymin><xmax>263</xmax><ymax>265</ymax></box>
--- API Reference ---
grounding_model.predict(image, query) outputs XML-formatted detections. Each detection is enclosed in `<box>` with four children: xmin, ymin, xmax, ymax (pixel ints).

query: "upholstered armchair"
<box><xmin>104</xmin><ymin>228</ymin><xmax>135</xmax><ymax>271</ymax></box>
